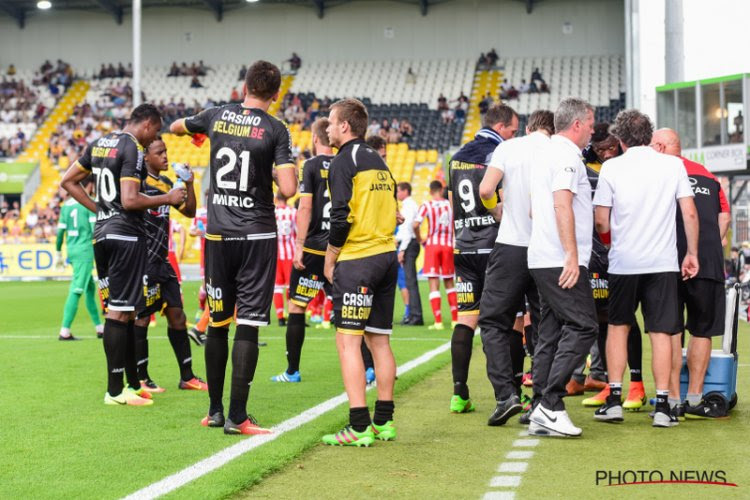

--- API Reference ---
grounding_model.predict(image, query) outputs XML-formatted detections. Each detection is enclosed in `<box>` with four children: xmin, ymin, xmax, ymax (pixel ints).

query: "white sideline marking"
<box><xmin>506</xmin><ymin>451</ymin><xmax>534</xmax><ymax>460</ymax></box>
<box><xmin>489</xmin><ymin>475</ymin><xmax>521</xmax><ymax>487</ymax></box>
<box><xmin>122</xmin><ymin>341</ymin><xmax>451</xmax><ymax>500</ymax></box>
<box><xmin>0</xmin><ymin>335</ymin><xmax>449</xmax><ymax>342</ymax></box>
<box><xmin>512</xmin><ymin>439</ymin><xmax>539</xmax><ymax>447</ymax></box>
<box><xmin>498</xmin><ymin>462</ymin><xmax>528</xmax><ymax>473</ymax></box>
<box><xmin>482</xmin><ymin>492</ymin><xmax>515</xmax><ymax>500</ymax></box>
<box><xmin>517</xmin><ymin>430</ymin><xmax>528</xmax><ymax>436</ymax></box>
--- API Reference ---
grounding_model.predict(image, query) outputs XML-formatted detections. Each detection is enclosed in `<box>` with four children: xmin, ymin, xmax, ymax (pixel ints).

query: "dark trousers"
<box><xmin>530</xmin><ymin>267</ymin><xmax>598</xmax><ymax>411</ymax></box>
<box><xmin>403</xmin><ymin>239</ymin><xmax>423</xmax><ymax>321</ymax></box>
<box><xmin>478</xmin><ymin>244</ymin><xmax>541</xmax><ymax>401</ymax></box>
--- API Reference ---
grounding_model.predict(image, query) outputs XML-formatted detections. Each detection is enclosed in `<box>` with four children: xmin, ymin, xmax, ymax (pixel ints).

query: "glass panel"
<box><xmin>657</xmin><ymin>91</ymin><xmax>676</xmax><ymax>130</ymax></box>
<box><xmin>677</xmin><ymin>87</ymin><xmax>697</xmax><ymax>149</ymax></box>
<box><xmin>702</xmin><ymin>83</ymin><xmax>722</xmax><ymax>146</ymax></box>
<box><xmin>725</xmin><ymin>79</ymin><xmax>744</xmax><ymax>144</ymax></box>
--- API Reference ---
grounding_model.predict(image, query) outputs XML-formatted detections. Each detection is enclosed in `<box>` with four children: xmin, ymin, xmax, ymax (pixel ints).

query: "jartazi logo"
<box><xmin>596</xmin><ymin>470</ymin><xmax>737</xmax><ymax>487</ymax></box>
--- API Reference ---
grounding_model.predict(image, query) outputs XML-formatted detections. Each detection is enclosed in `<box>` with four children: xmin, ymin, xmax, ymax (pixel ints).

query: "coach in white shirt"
<box><xmin>592</xmin><ymin>110</ymin><xmax>699</xmax><ymax>428</ymax></box>
<box><xmin>396</xmin><ymin>182</ymin><xmax>423</xmax><ymax>325</ymax></box>
<box><xmin>476</xmin><ymin>110</ymin><xmax>554</xmax><ymax>426</ymax></box>
<box><xmin>526</xmin><ymin>98</ymin><xmax>599</xmax><ymax>438</ymax></box>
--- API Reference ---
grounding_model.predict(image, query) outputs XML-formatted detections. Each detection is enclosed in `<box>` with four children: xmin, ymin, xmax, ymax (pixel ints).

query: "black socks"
<box><xmin>349</xmin><ymin>407</ymin><xmax>371</xmax><ymax>432</ymax></box>
<box><xmin>134</xmin><ymin>324</ymin><xmax>150</xmax><ymax>381</ymax></box>
<box><xmin>509</xmin><ymin>330</ymin><xmax>525</xmax><ymax>397</ymax></box>
<box><xmin>103</xmin><ymin>318</ymin><xmax>128</xmax><ymax>396</ymax></box>
<box><xmin>285</xmin><ymin>313</ymin><xmax>306</xmax><ymax>374</ymax></box>
<box><xmin>451</xmin><ymin>324</ymin><xmax>474</xmax><ymax>399</ymax></box>
<box><xmin>373</xmin><ymin>400</ymin><xmax>394</xmax><ymax>426</ymax></box>
<box><xmin>628</xmin><ymin>323</ymin><xmax>643</xmax><ymax>382</ymax></box>
<box><xmin>124</xmin><ymin>320</ymin><xmax>140</xmax><ymax>390</ymax></box>
<box><xmin>205</xmin><ymin>326</ymin><xmax>229</xmax><ymax>415</ymax></box>
<box><xmin>228</xmin><ymin>325</ymin><xmax>260</xmax><ymax>424</ymax></box>
<box><xmin>167</xmin><ymin>327</ymin><xmax>195</xmax><ymax>381</ymax></box>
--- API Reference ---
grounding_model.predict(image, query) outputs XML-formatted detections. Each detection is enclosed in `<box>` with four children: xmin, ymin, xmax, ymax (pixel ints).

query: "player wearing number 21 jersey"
<box><xmin>171</xmin><ymin>60</ymin><xmax>297</xmax><ymax>435</ymax></box>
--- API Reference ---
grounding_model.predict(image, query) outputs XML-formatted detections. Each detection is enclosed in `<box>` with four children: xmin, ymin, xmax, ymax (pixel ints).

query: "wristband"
<box><xmin>599</xmin><ymin>231</ymin><xmax>611</xmax><ymax>245</ymax></box>
<box><xmin>481</xmin><ymin>193</ymin><xmax>498</xmax><ymax>210</ymax></box>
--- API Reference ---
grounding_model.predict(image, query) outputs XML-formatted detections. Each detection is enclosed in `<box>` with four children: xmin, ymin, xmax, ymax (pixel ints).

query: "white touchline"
<box><xmin>0</xmin><ymin>335</ymin><xmax>449</xmax><ymax>342</ymax></box>
<box><xmin>122</xmin><ymin>341</ymin><xmax>452</xmax><ymax>500</ymax></box>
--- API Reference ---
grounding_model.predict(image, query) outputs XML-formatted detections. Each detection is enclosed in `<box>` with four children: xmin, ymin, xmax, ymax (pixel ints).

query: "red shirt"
<box><xmin>416</xmin><ymin>199</ymin><xmax>454</xmax><ymax>247</ymax></box>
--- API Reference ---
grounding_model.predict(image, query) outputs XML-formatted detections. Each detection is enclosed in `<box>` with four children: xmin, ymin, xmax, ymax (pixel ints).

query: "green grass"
<box><xmin>0</xmin><ymin>280</ymin><xmax>453</xmax><ymax>499</ymax></box>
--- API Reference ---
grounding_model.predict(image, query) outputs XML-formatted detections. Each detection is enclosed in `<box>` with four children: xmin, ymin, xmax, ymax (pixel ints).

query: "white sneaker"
<box><xmin>528</xmin><ymin>404</ymin><xmax>582</xmax><ymax>437</ymax></box>
<box><xmin>652</xmin><ymin>410</ymin><xmax>679</xmax><ymax>428</ymax></box>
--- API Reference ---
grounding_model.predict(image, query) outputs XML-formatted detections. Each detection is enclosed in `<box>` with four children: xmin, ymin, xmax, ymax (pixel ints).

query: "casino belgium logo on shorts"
<box><xmin>341</xmin><ymin>287</ymin><xmax>373</xmax><ymax>321</ymax></box>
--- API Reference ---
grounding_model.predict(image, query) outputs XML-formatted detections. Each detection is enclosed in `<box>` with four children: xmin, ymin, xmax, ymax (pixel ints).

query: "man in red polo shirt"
<box><xmin>651</xmin><ymin>128</ymin><xmax>731</xmax><ymax>419</ymax></box>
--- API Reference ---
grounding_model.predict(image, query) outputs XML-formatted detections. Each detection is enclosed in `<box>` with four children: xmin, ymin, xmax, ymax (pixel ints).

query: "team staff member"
<box><xmin>593</xmin><ymin>111</ymin><xmax>699</xmax><ymax>428</ymax></box>
<box><xmin>395</xmin><ymin>182</ymin><xmax>423</xmax><ymax>325</ymax></box>
<box><xmin>56</xmin><ymin>178</ymin><xmax>104</xmax><ymax>341</ymax></box>
<box><xmin>62</xmin><ymin>103</ymin><xmax>184</xmax><ymax>406</ymax></box>
<box><xmin>477</xmin><ymin>109</ymin><xmax>552</xmax><ymax>425</ymax></box>
<box><xmin>322</xmin><ymin>98</ymin><xmax>399</xmax><ymax>447</ymax></box>
<box><xmin>132</xmin><ymin>137</ymin><xmax>208</xmax><ymax>394</ymax></box>
<box><xmin>526</xmin><ymin>99</ymin><xmax>599</xmax><ymax>437</ymax></box>
<box><xmin>651</xmin><ymin>128</ymin><xmax>730</xmax><ymax>418</ymax></box>
<box><xmin>271</xmin><ymin>118</ymin><xmax>334</xmax><ymax>383</ymax></box>
<box><xmin>448</xmin><ymin>104</ymin><xmax>519</xmax><ymax>415</ymax></box>
<box><xmin>171</xmin><ymin>60</ymin><xmax>297</xmax><ymax>435</ymax></box>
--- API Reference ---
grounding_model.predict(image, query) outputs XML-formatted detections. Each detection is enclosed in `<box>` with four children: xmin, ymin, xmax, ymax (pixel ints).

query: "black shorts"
<box><xmin>288</xmin><ymin>251</ymin><xmax>332</xmax><ymax>308</ymax></box>
<box><xmin>205</xmin><ymin>238</ymin><xmax>276</xmax><ymax>327</ymax></box>
<box><xmin>609</xmin><ymin>272</ymin><xmax>681</xmax><ymax>334</ymax></box>
<box><xmin>94</xmin><ymin>234</ymin><xmax>147</xmax><ymax>312</ymax></box>
<box><xmin>589</xmin><ymin>268</ymin><xmax>609</xmax><ymax>323</ymax></box>
<box><xmin>333</xmin><ymin>251</ymin><xmax>398</xmax><ymax>335</ymax></box>
<box><xmin>137</xmin><ymin>261</ymin><xmax>183</xmax><ymax>319</ymax></box>
<box><xmin>454</xmin><ymin>251</ymin><xmax>490</xmax><ymax>315</ymax></box>
<box><xmin>679</xmin><ymin>278</ymin><xmax>725</xmax><ymax>338</ymax></box>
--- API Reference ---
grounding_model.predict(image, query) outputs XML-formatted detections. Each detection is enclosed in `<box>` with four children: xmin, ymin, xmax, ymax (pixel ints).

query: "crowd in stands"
<box><xmin>1</xmin><ymin>197</ymin><xmax>62</xmax><ymax>244</ymax></box>
<box><xmin>0</xmin><ymin>130</ymin><xmax>27</xmax><ymax>158</ymax></box>
<box><xmin>168</xmin><ymin>61</ymin><xmax>211</xmax><ymax>78</ymax></box>
<box><xmin>437</xmin><ymin>92</ymin><xmax>469</xmax><ymax>124</ymax></box>
<box><xmin>1</xmin><ymin>78</ymin><xmax>44</xmax><ymax>123</ymax></box>
<box><xmin>36</xmin><ymin>59</ymin><xmax>75</xmax><ymax>90</ymax></box>
<box><xmin>365</xmin><ymin>118</ymin><xmax>415</xmax><ymax>144</ymax></box>
<box><xmin>476</xmin><ymin>49</ymin><xmax>499</xmax><ymax>70</ymax></box>
<box><xmin>279</xmin><ymin>92</ymin><xmax>331</xmax><ymax>129</ymax></box>
<box><xmin>95</xmin><ymin>63</ymin><xmax>133</xmax><ymax>79</ymax></box>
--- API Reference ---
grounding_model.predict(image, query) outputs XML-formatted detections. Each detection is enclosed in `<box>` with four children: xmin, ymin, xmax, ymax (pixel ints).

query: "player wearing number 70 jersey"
<box><xmin>413</xmin><ymin>182</ymin><xmax>456</xmax><ymax>330</ymax></box>
<box><xmin>170</xmin><ymin>60</ymin><xmax>297</xmax><ymax>436</ymax></box>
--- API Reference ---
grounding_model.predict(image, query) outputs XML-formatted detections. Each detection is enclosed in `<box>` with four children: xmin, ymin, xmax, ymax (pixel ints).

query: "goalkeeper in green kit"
<box><xmin>56</xmin><ymin>176</ymin><xmax>104</xmax><ymax>340</ymax></box>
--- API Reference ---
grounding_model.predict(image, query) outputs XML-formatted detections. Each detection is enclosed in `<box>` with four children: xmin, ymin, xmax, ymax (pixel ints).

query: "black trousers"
<box><xmin>403</xmin><ymin>239</ymin><xmax>423</xmax><ymax>321</ymax></box>
<box><xmin>478</xmin><ymin>244</ymin><xmax>541</xmax><ymax>401</ymax></box>
<box><xmin>530</xmin><ymin>266</ymin><xmax>598</xmax><ymax>411</ymax></box>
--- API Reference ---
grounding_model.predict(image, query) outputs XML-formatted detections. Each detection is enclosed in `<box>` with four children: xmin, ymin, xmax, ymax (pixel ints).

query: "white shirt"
<box><xmin>593</xmin><ymin>146</ymin><xmax>694</xmax><ymax>274</ymax></box>
<box><xmin>397</xmin><ymin>196</ymin><xmax>419</xmax><ymax>252</ymax></box>
<box><xmin>488</xmin><ymin>131</ymin><xmax>549</xmax><ymax>247</ymax></box>
<box><xmin>528</xmin><ymin>134</ymin><xmax>593</xmax><ymax>269</ymax></box>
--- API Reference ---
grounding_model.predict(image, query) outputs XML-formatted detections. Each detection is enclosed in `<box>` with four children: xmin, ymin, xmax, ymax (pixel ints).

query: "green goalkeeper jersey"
<box><xmin>56</xmin><ymin>198</ymin><xmax>95</xmax><ymax>260</ymax></box>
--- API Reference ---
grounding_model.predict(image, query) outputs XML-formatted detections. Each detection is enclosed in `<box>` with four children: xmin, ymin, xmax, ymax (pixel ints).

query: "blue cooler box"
<box><xmin>679</xmin><ymin>284</ymin><xmax>740</xmax><ymax>414</ymax></box>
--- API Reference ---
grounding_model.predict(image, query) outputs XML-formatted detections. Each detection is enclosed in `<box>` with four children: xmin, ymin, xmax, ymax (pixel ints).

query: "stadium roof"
<box><xmin>0</xmin><ymin>0</ymin><xmax>542</xmax><ymax>28</ymax></box>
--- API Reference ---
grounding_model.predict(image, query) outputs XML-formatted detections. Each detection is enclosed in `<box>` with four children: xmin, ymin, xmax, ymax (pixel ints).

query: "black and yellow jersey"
<box><xmin>76</xmin><ymin>131</ymin><xmax>146</xmax><ymax>238</ymax></box>
<box><xmin>328</xmin><ymin>139</ymin><xmax>396</xmax><ymax>261</ymax></box>
<box><xmin>184</xmin><ymin>104</ymin><xmax>294</xmax><ymax>240</ymax></box>
<box><xmin>299</xmin><ymin>154</ymin><xmax>334</xmax><ymax>254</ymax></box>
<box><xmin>141</xmin><ymin>173</ymin><xmax>174</xmax><ymax>265</ymax></box>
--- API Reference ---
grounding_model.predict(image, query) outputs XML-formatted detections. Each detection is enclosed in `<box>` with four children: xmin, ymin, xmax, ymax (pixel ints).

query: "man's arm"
<box><xmin>594</xmin><ymin>206</ymin><xmax>611</xmax><ymax>236</ymax></box>
<box><xmin>61</xmin><ymin>164</ymin><xmax>97</xmax><ymax>213</ymax></box>
<box><xmin>679</xmin><ymin>196</ymin><xmax>700</xmax><ymax>280</ymax></box>
<box><xmin>479</xmin><ymin>166</ymin><xmax>504</xmax><ymax>222</ymax></box>
<box><xmin>176</xmin><ymin>224</ymin><xmax>187</xmax><ymax>261</ymax></box>
<box><xmin>719</xmin><ymin>212</ymin><xmax>731</xmax><ymax>242</ymax></box>
<box><xmin>177</xmin><ymin>176</ymin><xmax>197</xmax><ymax>218</ymax></box>
<box><xmin>294</xmin><ymin>196</ymin><xmax>313</xmax><ymax>270</ymax></box>
<box><xmin>274</xmin><ymin>166</ymin><xmax>298</xmax><ymax>199</ymax></box>
<box><xmin>169</xmin><ymin>119</ymin><xmax>190</xmax><ymax>136</ymax></box>
<box><xmin>553</xmin><ymin>190</ymin><xmax>579</xmax><ymax>289</ymax></box>
<box><xmin>121</xmin><ymin>179</ymin><xmax>185</xmax><ymax>211</ymax></box>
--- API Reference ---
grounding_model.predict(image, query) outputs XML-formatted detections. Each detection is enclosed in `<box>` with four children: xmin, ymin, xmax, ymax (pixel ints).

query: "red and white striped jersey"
<box><xmin>416</xmin><ymin>199</ymin><xmax>454</xmax><ymax>247</ymax></box>
<box><xmin>191</xmin><ymin>207</ymin><xmax>208</xmax><ymax>276</ymax></box>
<box><xmin>275</xmin><ymin>205</ymin><xmax>297</xmax><ymax>260</ymax></box>
<box><xmin>168</xmin><ymin>220</ymin><xmax>181</xmax><ymax>254</ymax></box>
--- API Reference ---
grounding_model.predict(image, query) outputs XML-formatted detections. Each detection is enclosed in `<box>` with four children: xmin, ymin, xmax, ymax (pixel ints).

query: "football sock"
<box><xmin>103</xmin><ymin>318</ymin><xmax>128</xmax><ymax>396</ymax></box>
<box><xmin>686</xmin><ymin>393</ymin><xmax>701</xmax><ymax>405</ymax></box>
<box><xmin>524</xmin><ymin>324</ymin><xmax>535</xmax><ymax>356</ymax></box>
<box><xmin>627</xmin><ymin>323</ymin><xmax>643</xmax><ymax>382</ymax></box>
<box><xmin>285</xmin><ymin>313</ymin><xmax>306</xmax><ymax>374</ymax></box>
<box><xmin>205</xmin><ymin>326</ymin><xmax>229</xmax><ymax>414</ymax></box>
<box><xmin>655</xmin><ymin>389</ymin><xmax>669</xmax><ymax>409</ymax></box>
<box><xmin>509</xmin><ymin>330</ymin><xmax>525</xmax><ymax>396</ymax></box>
<box><xmin>124</xmin><ymin>320</ymin><xmax>140</xmax><ymax>390</ymax></box>
<box><xmin>610</xmin><ymin>382</ymin><xmax>623</xmax><ymax>400</ymax></box>
<box><xmin>361</xmin><ymin>342</ymin><xmax>375</xmax><ymax>370</ymax></box>
<box><xmin>167</xmin><ymin>327</ymin><xmax>195</xmax><ymax>381</ymax></box>
<box><xmin>349</xmin><ymin>406</ymin><xmax>371</xmax><ymax>432</ymax></box>
<box><xmin>133</xmin><ymin>324</ymin><xmax>150</xmax><ymax>381</ymax></box>
<box><xmin>451</xmin><ymin>323</ymin><xmax>474</xmax><ymax>399</ymax></box>
<box><xmin>373</xmin><ymin>400</ymin><xmax>395</xmax><ymax>425</ymax></box>
<box><xmin>446</xmin><ymin>288</ymin><xmax>458</xmax><ymax>322</ymax></box>
<box><xmin>273</xmin><ymin>287</ymin><xmax>285</xmax><ymax>319</ymax></box>
<box><xmin>228</xmin><ymin>325</ymin><xmax>260</xmax><ymax>424</ymax></box>
<box><xmin>668</xmin><ymin>397</ymin><xmax>681</xmax><ymax>409</ymax></box>
<box><xmin>61</xmin><ymin>291</ymin><xmax>81</xmax><ymax>330</ymax></box>
<box><xmin>429</xmin><ymin>291</ymin><xmax>442</xmax><ymax>323</ymax></box>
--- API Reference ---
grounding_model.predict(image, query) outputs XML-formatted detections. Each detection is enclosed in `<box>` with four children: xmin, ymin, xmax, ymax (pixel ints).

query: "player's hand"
<box><xmin>293</xmin><ymin>244</ymin><xmax>305</xmax><ymax>271</ymax></box>
<box><xmin>167</xmin><ymin>186</ymin><xmax>187</xmax><ymax>206</ymax></box>
<box><xmin>324</xmin><ymin>259</ymin><xmax>335</xmax><ymax>284</ymax></box>
<box><xmin>681</xmin><ymin>254</ymin><xmax>699</xmax><ymax>280</ymax></box>
<box><xmin>55</xmin><ymin>252</ymin><xmax>65</xmax><ymax>270</ymax></box>
<box><xmin>396</xmin><ymin>211</ymin><xmax>405</xmax><ymax>225</ymax></box>
<box><xmin>398</xmin><ymin>251</ymin><xmax>405</xmax><ymax>265</ymax></box>
<box><xmin>558</xmin><ymin>253</ymin><xmax>579</xmax><ymax>289</ymax></box>
<box><xmin>183</xmin><ymin>163</ymin><xmax>195</xmax><ymax>183</ymax></box>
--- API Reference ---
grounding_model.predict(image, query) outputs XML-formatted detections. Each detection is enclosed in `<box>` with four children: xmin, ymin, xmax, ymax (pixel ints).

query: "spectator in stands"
<box><xmin>117</xmin><ymin>63</ymin><xmax>126</xmax><ymax>78</ymax></box>
<box><xmin>367</xmin><ymin>119</ymin><xmax>381</xmax><ymax>137</ymax></box>
<box><xmin>239</xmin><ymin>64</ymin><xmax>247</xmax><ymax>81</ymax></box>
<box><xmin>0</xmin><ymin>200</ymin><xmax>7</xmax><ymax>219</ymax></box>
<box><xmin>190</xmin><ymin>63</ymin><xmax>200</xmax><ymax>76</ymax></box>
<box><xmin>198</xmin><ymin>60</ymin><xmax>209</xmax><ymax>76</ymax></box>
<box><xmin>179</xmin><ymin>62</ymin><xmax>189</xmax><ymax>76</ymax></box>
<box><xmin>168</xmin><ymin>62</ymin><xmax>180</xmax><ymax>77</ymax></box>
<box><xmin>437</xmin><ymin>94</ymin><xmax>449</xmax><ymax>111</ymax></box>
<box><xmin>288</xmin><ymin>52</ymin><xmax>302</xmax><ymax>72</ymax></box>
<box><xmin>406</xmin><ymin>66</ymin><xmax>417</xmax><ymax>84</ymax></box>
<box><xmin>529</xmin><ymin>80</ymin><xmax>538</xmax><ymax>93</ymax></box>
<box><xmin>40</xmin><ymin>60</ymin><xmax>52</xmax><ymax>74</ymax></box>
<box><xmin>479</xmin><ymin>92</ymin><xmax>494</xmax><ymax>115</ymax></box>
<box><xmin>230</xmin><ymin>87</ymin><xmax>241</xmax><ymax>102</ymax></box>
<box><xmin>400</xmin><ymin>120</ymin><xmax>414</xmax><ymax>138</ymax></box>
<box><xmin>387</xmin><ymin>127</ymin><xmax>402</xmax><ymax>144</ymax></box>
<box><xmin>487</xmin><ymin>48</ymin><xmax>499</xmax><ymax>67</ymax></box>
<box><xmin>25</xmin><ymin>207</ymin><xmax>38</xmax><ymax>231</ymax></box>
<box><xmin>519</xmin><ymin>79</ymin><xmax>531</xmax><ymax>93</ymax></box>
<box><xmin>105</xmin><ymin>63</ymin><xmax>116</xmax><ymax>78</ymax></box>
<box><xmin>531</xmin><ymin>67</ymin><xmax>545</xmax><ymax>84</ymax></box>
<box><xmin>190</xmin><ymin>76</ymin><xmax>203</xmax><ymax>89</ymax></box>
<box><xmin>477</xmin><ymin>53</ymin><xmax>488</xmax><ymax>70</ymax></box>
<box><xmin>98</xmin><ymin>64</ymin><xmax>107</xmax><ymax>79</ymax></box>
<box><xmin>7</xmin><ymin>64</ymin><xmax>16</xmax><ymax>76</ymax></box>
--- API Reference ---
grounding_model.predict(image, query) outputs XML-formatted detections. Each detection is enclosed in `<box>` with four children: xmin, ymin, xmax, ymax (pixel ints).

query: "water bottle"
<box><xmin>172</xmin><ymin>162</ymin><xmax>192</xmax><ymax>181</ymax></box>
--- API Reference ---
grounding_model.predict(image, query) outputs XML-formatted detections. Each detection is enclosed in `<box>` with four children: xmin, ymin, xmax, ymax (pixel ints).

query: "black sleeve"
<box><xmin>328</xmin><ymin>156</ymin><xmax>355</xmax><ymax>248</ymax></box>
<box><xmin>76</xmin><ymin>142</ymin><xmax>94</xmax><ymax>171</ymax></box>
<box><xmin>300</xmin><ymin>159</ymin><xmax>314</xmax><ymax>195</ymax></box>
<box><xmin>120</xmin><ymin>138</ymin><xmax>144</xmax><ymax>180</ymax></box>
<box><xmin>273</xmin><ymin>121</ymin><xmax>294</xmax><ymax>167</ymax></box>
<box><xmin>184</xmin><ymin>107</ymin><xmax>217</xmax><ymax>134</ymax></box>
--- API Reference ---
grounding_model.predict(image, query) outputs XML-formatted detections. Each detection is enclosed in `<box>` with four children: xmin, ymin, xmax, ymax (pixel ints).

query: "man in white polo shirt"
<box><xmin>592</xmin><ymin>110</ymin><xmax>699</xmax><ymax>428</ymax></box>
<box><xmin>477</xmin><ymin>109</ymin><xmax>554</xmax><ymax>426</ymax></box>
<box><xmin>526</xmin><ymin>98</ymin><xmax>599</xmax><ymax>438</ymax></box>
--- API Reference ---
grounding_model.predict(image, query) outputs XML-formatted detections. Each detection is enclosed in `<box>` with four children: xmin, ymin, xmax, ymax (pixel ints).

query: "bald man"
<box><xmin>651</xmin><ymin>128</ymin><xmax>731</xmax><ymax>419</ymax></box>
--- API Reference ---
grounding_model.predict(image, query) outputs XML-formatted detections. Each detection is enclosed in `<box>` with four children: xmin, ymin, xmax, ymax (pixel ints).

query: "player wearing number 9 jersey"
<box><xmin>170</xmin><ymin>60</ymin><xmax>297</xmax><ymax>435</ymax></box>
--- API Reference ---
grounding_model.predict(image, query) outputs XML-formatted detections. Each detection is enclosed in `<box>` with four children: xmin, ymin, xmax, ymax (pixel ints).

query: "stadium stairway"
<box><xmin>18</xmin><ymin>80</ymin><xmax>90</xmax><ymax>219</ymax></box>
<box><xmin>461</xmin><ymin>69</ymin><xmax>503</xmax><ymax>144</ymax></box>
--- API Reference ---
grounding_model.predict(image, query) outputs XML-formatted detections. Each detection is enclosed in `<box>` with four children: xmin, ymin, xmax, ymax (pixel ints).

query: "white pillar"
<box><xmin>664</xmin><ymin>0</ymin><xmax>684</xmax><ymax>84</ymax></box>
<box><xmin>132</xmin><ymin>0</ymin><xmax>142</xmax><ymax>107</ymax></box>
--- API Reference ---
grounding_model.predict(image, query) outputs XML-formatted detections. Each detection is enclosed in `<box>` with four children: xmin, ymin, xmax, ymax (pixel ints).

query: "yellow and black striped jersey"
<box><xmin>328</xmin><ymin>139</ymin><xmax>397</xmax><ymax>261</ymax></box>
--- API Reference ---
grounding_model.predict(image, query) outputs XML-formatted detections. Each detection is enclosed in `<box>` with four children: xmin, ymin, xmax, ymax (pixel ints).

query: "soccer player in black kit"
<box><xmin>271</xmin><ymin>118</ymin><xmax>334</xmax><ymax>383</ymax></box>
<box><xmin>132</xmin><ymin>136</ymin><xmax>209</xmax><ymax>394</ymax></box>
<box><xmin>171</xmin><ymin>61</ymin><xmax>297</xmax><ymax>435</ymax></box>
<box><xmin>62</xmin><ymin>104</ymin><xmax>186</xmax><ymax>406</ymax></box>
